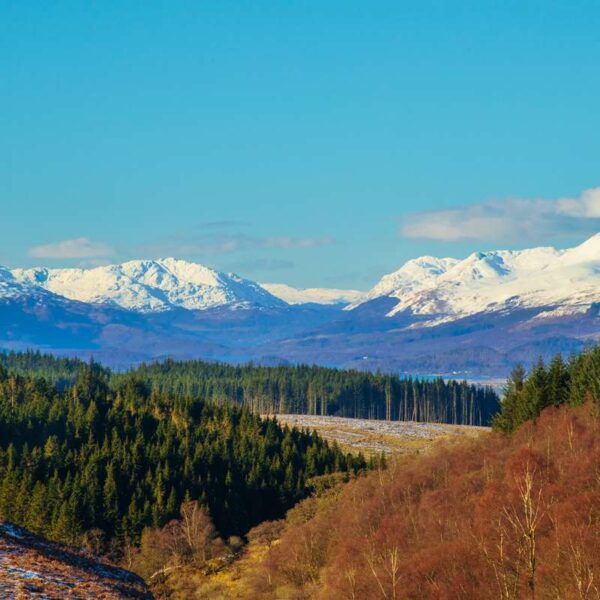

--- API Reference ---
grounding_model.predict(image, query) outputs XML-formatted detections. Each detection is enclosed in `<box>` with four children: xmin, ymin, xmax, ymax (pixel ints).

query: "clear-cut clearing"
<box><xmin>274</xmin><ymin>414</ymin><xmax>487</xmax><ymax>455</ymax></box>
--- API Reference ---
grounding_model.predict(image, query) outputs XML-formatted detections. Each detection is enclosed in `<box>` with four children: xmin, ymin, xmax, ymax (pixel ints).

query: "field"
<box><xmin>274</xmin><ymin>414</ymin><xmax>488</xmax><ymax>455</ymax></box>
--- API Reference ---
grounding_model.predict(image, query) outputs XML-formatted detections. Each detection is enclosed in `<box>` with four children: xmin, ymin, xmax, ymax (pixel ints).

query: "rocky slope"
<box><xmin>0</xmin><ymin>521</ymin><xmax>152</xmax><ymax>598</ymax></box>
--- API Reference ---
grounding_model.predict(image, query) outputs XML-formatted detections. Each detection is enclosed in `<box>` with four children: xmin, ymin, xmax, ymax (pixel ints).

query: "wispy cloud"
<box><xmin>140</xmin><ymin>233</ymin><xmax>336</xmax><ymax>257</ymax></box>
<box><xmin>226</xmin><ymin>258</ymin><xmax>295</xmax><ymax>272</ymax></box>
<box><xmin>400</xmin><ymin>187</ymin><xmax>600</xmax><ymax>242</ymax></box>
<box><xmin>262</xmin><ymin>236</ymin><xmax>335</xmax><ymax>249</ymax></box>
<box><xmin>77</xmin><ymin>258</ymin><xmax>114</xmax><ymax>268</ymax></box>
<box><xmin>29</xmin><ymin>237</ymin><xmax>115</xmax><ymax>259</ymax></box>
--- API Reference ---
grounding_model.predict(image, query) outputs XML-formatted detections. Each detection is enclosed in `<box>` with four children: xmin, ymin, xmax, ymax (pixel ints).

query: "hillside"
<box><xmin>0</xmin><ymin>521</ymin><xmax>151</xmax><ymax>599</ymax></box>
<box><xmin>3</xmin><ymin>347</ymin><xmax>600</xmax><ymax>598</ymax></box>
<box><xmin>181</xmin><ymin>346</ymin><xmax>600</xmax><ymax>598</ymax></box>
<box><xmin>216</xmin><ymin>402</ymin><xmax>600</xmax><ymax>599</ymax></box>
<box><xmin>0</xmin><ymin>360</ymin><xmax>365</xmax><ymax>551</ymax></box>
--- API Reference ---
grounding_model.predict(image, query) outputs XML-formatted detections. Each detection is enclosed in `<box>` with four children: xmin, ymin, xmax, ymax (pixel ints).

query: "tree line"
<box><xmin>493</xmin><ymin>345</ymin><xmax>600</xmax><ymax>432</ymax></box>
<box><xmin>120</xmin><ymin>359</ymin><xmax>500</xmax><ymax>426</ymax></box>
<box><xmin>1</xmin><ymin>351</ymin><xmax>500</xmax><ymax>426</ymax></box>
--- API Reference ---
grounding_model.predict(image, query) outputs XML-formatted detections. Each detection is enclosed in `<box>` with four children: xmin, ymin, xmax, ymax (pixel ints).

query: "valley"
<box><xmin>5</xmin><ymin>5</ymin><xmax>598</xmax><ymax>597</ymax></box>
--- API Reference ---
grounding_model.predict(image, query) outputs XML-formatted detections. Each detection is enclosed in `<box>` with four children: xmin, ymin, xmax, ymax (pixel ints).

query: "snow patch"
<box><xmin>0</xmin><ymin>523</ymin><xmax>25</xmax><ymax>539</ymax></box>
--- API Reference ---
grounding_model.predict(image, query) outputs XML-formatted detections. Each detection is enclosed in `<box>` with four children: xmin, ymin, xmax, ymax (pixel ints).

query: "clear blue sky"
<box><xmin>2</xmin><ymin>1</ymin><xmax>600</xmax><ymax>288</ymax></box>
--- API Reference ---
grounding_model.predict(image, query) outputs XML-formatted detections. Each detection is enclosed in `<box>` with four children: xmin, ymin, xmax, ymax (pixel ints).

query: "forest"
<box><xmin>194</xmin><ymin>347</ymin><xmax>600</xmax><ymax>599</ymax></box>
<box><xmin>0</xmin><ymin>351</ymin><xmax>500</xmax><ymax>426</ymax></box>
<box><xmin>233</xmin><ymin>402</ymin><xmax>600</xmax><ymax>599</ymax></box>
<box><xmin>0</xmin><ymin>359</ymin><xmax>367</xmax><ymax>555</ymax></box>
<box><xmin>493</xmin><ymin>347</ymin><xmax>600</xmax><ymax>432</ymax></box>
<box><xmin>8</xmin><ymin>348</ymin><xmax>600</xmax><ymax>598</ymax></box>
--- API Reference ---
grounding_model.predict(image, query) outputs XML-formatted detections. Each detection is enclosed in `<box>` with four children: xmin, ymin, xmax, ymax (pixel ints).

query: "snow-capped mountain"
<box><xmin>261</xmin><ymin>283</ymin><xmax>364</xmax><ymax>305</ymax></box>
<box><xmin>346</xmin><ymin>256</ymin><xmax>459</xmax><ymax>310</ymax></box>
<box><xmin>0</xmin><ymin>267</ymin><xmax>25</xmax><ymax>301</ymax></box>
<box><xmin>11</xmin><ymin>258</ymin><xmax>286</xmax><ymax>313</ymax></box>
<box><xmin>352</xmin><ymin>234</ymin><xmax>600</xmax><ymax>325</ymax></box>
<box><xmin>0</xmin><ymin>266</ymin><xmax>56</xmax><ymax>303</ymax></box>
<box><xmin>4</xmin><ymin>236</ymin><xmax>600</xmax><ymax>378</ymax></box>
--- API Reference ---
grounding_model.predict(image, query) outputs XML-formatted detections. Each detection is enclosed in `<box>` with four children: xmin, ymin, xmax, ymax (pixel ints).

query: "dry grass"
<box><xmin>274</xmin><ymin>414</ymin><xmax>488</xmax><ymax>455</ymax></box>
<box><xmin>158</xmin><ymin>541</ymin><xmax>271</xmax><ymax>599</ymax></box>
<box><xmin>0</xmin><ymin>521</ymin><xmax>152</xmax><ymax>599</ymax></box>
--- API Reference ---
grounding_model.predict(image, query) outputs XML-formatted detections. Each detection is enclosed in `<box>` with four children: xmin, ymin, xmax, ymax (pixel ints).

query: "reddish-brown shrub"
<box><xmin>252</xmin><ymin>403</ymin><xmax>600</xmax><ymax>599</ymax></box>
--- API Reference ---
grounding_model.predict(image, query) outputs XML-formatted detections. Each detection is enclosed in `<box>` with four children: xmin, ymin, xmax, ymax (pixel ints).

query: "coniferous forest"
<box><xmin>493</xmin><ymin>345</ymin><xmax>600</xmax><ymax>432</ymax></box>
<box><xmin>0</xmin><ymin>358</ymin><xmax>366</xmax><ymax>551</ymax></box>
<box><xmin>4</xmin><ymin>348</ymin><xmax>600</xmax><ymax>598</ymax></box>
<box><xmin>0</xmin><ymin>351</ymin><xmax>500</xmax><ymax>426</ymax></box>
<box><xmin>122</xmin><ymin>359</ymin><xmax>500</xmax><ymax>425</ymax></box>
<box><xmin>0</xmin><ymin>350</ymin><xmax>503</xmax><ymax>596</ymax></box>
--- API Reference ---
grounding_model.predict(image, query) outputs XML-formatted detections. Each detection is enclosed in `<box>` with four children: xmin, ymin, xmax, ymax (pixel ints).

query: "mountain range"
<box><xmin>4</xmin><ymin>234</ymin><xmax>600</xmax><ymax>378</ymax></box>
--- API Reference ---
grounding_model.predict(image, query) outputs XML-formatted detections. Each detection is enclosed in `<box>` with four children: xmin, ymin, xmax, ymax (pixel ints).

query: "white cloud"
<box><xmin>227</xmin><ymin>258</ymin><xmax>295</xmax><ymax>271</ymax></box>
<box><xmin>77</xmin><ymin>258</ymin><xmax>113</xmax><ymax>268</ymax></box>
<box><xmin>29</xmin><ymin>237</ymin><xmax>115</xmax><ymax>259</ymax></box>
<box><xmin>556</xmin><ymin>187</ymin><xmax>600</xmax><ymax>218</ymax></box>
<box><xmin>401</xmin><ymin>187</ymin><xmax>600</xmax><ymax>242</ymax></box>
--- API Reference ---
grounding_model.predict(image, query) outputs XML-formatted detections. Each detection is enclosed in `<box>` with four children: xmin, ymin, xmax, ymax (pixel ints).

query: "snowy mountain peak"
<box><xmin>11</xmin><ymin>259</ymin><xmax>285</xmax><ymax>313</ymax></box>
<box><xmin>346</xmin><ymin>256</ymin><xmax>458</xmax><ymax>309</ymax></box>
<box><xmin>262</xmin><ymin>283</ymin><xmax>364</xmax><ymax>306</ymax></box>
<box><xmin>352</xmin><ymin>234</ymin><xmax>600</xmax><ymax>324</ymax></box>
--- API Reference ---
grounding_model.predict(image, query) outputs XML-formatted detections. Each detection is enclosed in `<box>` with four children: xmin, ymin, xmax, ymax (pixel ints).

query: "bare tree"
<box><xmin>503</xmin><ymin>461</ymin><xmax>544</xmax><ymax>599</ymax></box>
<box><xmin>179</xmin><ymin>500</ymin><xmax>218</xmax><ymax>565</ymax></box>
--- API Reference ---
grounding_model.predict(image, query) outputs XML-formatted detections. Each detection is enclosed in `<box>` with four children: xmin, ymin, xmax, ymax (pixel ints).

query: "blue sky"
<box><xmin>2</xmin><ymin>1</ymin><xmax>600</xmax><ymax>289</ymax></box>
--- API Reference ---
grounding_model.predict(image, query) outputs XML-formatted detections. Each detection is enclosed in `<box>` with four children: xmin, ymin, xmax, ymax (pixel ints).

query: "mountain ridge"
<box><xmin>351</xmin><ymin>233</ymin><xmax>600</xmax><ymax>326</ymax></box>
<box><xmin>8</xmin><ymin>234</ymin><xmax>600</xmax><ymax>318</ymax></box>
<box><xmin>3</xmin><ymin>235</ymin><xmax>600</xmax><ymax>377</ymax></box>
<box><xmin>11</xmin><ymin>258</ymin><xmax>286</xmax><ymax>313</ymax></box>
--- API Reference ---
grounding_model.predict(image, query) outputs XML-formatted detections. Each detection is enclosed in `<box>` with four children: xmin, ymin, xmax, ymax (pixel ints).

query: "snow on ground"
<box><xmin>0</xmin><ymin>520</ymin><xmax>151</xmax><ymax>598</ymax></box>
<box><xmin>262</xmin><ymin>283</ymin><xmax>364</xmax><ymax>305</ymax></box>
<box><xmin>274</xmin><ymin>414</ymin><xmax>487</xmax><ymax>455</ymax></box>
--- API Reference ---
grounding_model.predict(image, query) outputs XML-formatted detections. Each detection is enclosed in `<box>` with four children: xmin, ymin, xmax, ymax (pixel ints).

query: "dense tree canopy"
<box><xmin>493</xmin><ymin>345</ymin><xmax>600</xmax><ymax>432</ymax></box>
<box><xmin>1</xmin><ymin>351</ymin><xmax>500</xmax><ymax>425</ymax></box>
<box><xmin>244</xmin><ymin>402</ymin><xmax>600</xmax><ymax>599</ymax></box>
<box><xmin>0</xmin><ymin>362</ymin><xmax>365</xmax><ymax>552</ymax></box>
<box><xmin>0</xmin><ymin>350</ymin><xmax>88</xmax><ymax>388</ymax></box>
<box><xmin>119</xmin><ymin>359</ymin><xmax>499</xmax><ymax>426</ymax></box>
